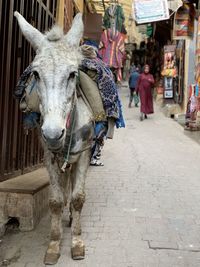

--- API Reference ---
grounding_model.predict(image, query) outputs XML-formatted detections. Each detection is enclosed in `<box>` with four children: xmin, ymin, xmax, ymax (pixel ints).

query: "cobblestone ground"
<box><xmin>2</xmin><ymin>84</ymin><xmax>200</xmax><ymax>267</ymax></box>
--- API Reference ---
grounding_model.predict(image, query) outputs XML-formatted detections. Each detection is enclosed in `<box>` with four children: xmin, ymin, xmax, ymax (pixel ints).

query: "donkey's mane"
<box><xmin>45</xmin><ymin>25</ymin><xmax>64</xmax><ymax>42</ymax></box>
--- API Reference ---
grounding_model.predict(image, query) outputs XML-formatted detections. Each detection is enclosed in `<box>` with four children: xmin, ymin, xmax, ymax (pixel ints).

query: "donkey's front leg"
<box><xmin>70</xmin><ymin>150</ymin><xmax>90</xmax><ymax>260</ymax></box>
<box><xmin>44</xmin><ymin>157</ymin><xmax>67</xmax><ymax>265</ymax></box>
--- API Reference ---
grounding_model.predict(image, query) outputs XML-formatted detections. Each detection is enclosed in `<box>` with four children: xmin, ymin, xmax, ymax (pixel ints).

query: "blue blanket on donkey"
<box><xmin>81</xmin><ymin>58</ymin><xmax>125</xmax><ymax>128</ymax></box>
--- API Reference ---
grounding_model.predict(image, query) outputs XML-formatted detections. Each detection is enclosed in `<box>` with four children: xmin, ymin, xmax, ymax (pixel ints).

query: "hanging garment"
<box><xmin>185</xmin><ymin>84</ymin><xmax>193</xmax><ymax>121</ymax></box>
<box><xmin>190</xmin><ymin>95</ymin><xmax>197</xmax><ymax>113</ymax></box>
<box><xmin>103</xmin><ymin>4</ymin><xmax>125</xmax><ymax>33</ymax></box>
<box><xmin>185</xmin><ymin>98</ymin><xmax>191</xmax><ymax>121</ymax></box>
<box><xmin>98</xmin><ymin>29</ymin><xmax>125</xmax><ymax>81</ymax></box>
<box><xmin>196</xmin><ymin>98</ymin><xmax>200</xmax><ymax>112</ymax></box>
<box><xmin>185</xmin><ymin>84</ymin><xmax>197</xmax><ymax>129</ymax></box>
<box><xmin>195</xmin><ymin>84</ymin><xmax>199</xmax><ymax>97</ymax></box>
<box><xmin>99</xmin><ymin>29</ymin><xmax>124</xmax><ymax>69</ymax></box>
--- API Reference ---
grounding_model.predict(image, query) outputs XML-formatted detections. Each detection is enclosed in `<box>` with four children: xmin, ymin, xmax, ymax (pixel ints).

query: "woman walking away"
<box><xmin>136</xmin><ymin>64</ymin><xmax>154</xmax><ymax>121</ymax></box>
<box><xmin>128</xmin><ymin>67</ymin><xmax>140</xmax><ymax>108</ymax></box>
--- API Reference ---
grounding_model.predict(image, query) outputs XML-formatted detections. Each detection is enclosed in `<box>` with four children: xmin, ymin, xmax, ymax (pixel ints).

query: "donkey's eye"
<box><xmin>33</xmin><ymin>71</ymin><xmax>40</xmax><ymax>79</ymax></box>
<box><xmin>68</xmin><ymin>72</ymin><xmax>76</xmax><ymax>80</ymax></box>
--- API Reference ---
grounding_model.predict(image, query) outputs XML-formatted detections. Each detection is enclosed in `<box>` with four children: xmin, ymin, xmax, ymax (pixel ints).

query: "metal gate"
<box><xmin>0</xmin><ymin>0</ymin><xmax>58</xmax><ymax>181</ymax></box>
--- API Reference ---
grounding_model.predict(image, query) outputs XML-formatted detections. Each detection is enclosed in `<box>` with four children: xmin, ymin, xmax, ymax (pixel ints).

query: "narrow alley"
<box><xmin>1</xmin><ymin>84</ymin><xmax>200</xmax><ymax>267</ymax></box>
<box><xmin>1</xmin><ymin>1</ymin><xmax>200</xmax><ymax>267</ymax></box>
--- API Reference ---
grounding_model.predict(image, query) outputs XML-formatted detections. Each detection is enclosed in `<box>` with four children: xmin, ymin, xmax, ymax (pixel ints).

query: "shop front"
<box><xmin>132</xmin><ymin>0</ymin><xmax>198</xmax><ymax>118</ymax></box>
<box><xmin>153</xmin><ymin>1</ymin><xmax>197</xmax><ymax>118</ymax></box>
<box><xmin>161</xmin><ymin>41</ymin><xmax>185</xmax><ymax>107</ymax></box>
<box><xmin>185</xmin><ymin>14</ymin><xmax>200</xmax><ymax>130</ymax></box>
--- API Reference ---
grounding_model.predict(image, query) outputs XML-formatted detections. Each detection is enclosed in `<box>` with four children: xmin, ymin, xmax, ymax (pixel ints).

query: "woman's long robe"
<box><xmin>136</xmin><ymin>73</ymin><xmax>154</xmax><ymax>114</ymax></box>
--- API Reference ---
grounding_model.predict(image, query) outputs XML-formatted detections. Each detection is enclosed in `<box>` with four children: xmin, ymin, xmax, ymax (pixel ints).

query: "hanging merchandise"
<box><xmin>175</xmin><ymin>40</ymin><xmax>185</xmax><ymax>104</ymax></box>
<box><xmin>146</xmin><ymin>24</ymin><xmax>153</xmax><ymax>37</ymax></box>
<box><xmin>161</xmin><ymin>45</ymin><xmax>177</xmax><ymax>77</ymax></box>
<box><xmin>99</xmin><ymin>29</ymin><xmax>125</xmax><ymax>81</ymax></box>
<box><xmin>185</xmin><ymin>19</ymin><xmax>200</xmax><ymax>131</ymax></box>
<box><xmin>103</xmin><ymin>3</ymin><xmax>125</xmax><ymax>33</ymax></box>
<box><xmin>173</xmin><ymin>3</ymin><xmax>195</xmax><ymax>40</ymax></box>
<box><xmin>195</xmin><ymin>18</ymin><xmax>200</xmax><ymax>77</ymax></box>
<box><xmin>186</xmin><ymin>17</ymin><xmax>200</xmax><ymax>130</ymax></box>
<box><xmin>161</xmin><ymin>45</ymin><xmax>177</xmax><ymax>99</ymax></box>
<box><xmin>185</xmin><ymin>84</ymin><xmax>200</xmax><ymax>130</ymax></box>
<box><xmin>100</xmin><ymin>2</ymin><xmax>126</xmax><ymax>81</ymax></box>
<box><xmin>161</xmin><ymin>42</ymin><xmax>185</xmax><ymax>103</ymax></box>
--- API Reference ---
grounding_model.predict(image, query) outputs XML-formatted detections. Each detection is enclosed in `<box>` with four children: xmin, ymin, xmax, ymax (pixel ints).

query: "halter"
<box><xmin>60</xmin><ymin>85</ymin><xmax>78</xmax><ymax>172</ymax></box>
<box><xmin>60</xmin><ymin>71</ymin><xmax>95</xmax><ymax>172</ymax></box>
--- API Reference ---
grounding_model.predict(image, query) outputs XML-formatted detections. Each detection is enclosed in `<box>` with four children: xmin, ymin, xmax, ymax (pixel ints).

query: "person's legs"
<box><xmin>133</xmin><ymin>91</ymin><xmax>139</xmax><ymax>107</ymax></box>
<box><xmin>90</xmin><ymin>141</ymin><xmax>104</xmax><ymax>166</ymax></box>
<box><xmin>90</xmin><ymin>122</ymin><xmax>107</xmax><ymax>167</ymax></box>
<box><xmin>129</xmin><ymin>88</ymin><xmax>134</xmax><ymax>108</ymax></box>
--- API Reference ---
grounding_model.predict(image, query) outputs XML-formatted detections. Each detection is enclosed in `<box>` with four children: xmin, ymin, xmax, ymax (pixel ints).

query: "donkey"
<box><xmin>14</xmin><ymin>12</ymin><xmax>94</xmax><ymax>264</ymax></box>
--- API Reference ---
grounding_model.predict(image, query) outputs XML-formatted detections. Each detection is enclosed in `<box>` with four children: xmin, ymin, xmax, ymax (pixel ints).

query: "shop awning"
<box><xmin>167</xmin><ymin>0</ymin><xmax>183</xmax><ymax>12</ymax></box>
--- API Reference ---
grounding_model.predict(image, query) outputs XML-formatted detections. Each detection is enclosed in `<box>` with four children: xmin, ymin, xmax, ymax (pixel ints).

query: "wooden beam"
<box><xmin>56</xmin><ymin>0</ymin><xmax>64</xmax><ymax>28</ymax></box>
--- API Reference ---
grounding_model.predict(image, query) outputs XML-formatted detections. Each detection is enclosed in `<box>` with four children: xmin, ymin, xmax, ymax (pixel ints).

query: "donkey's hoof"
<box><xmin>44</xmin><ymin>252</ymin><xmax>60</xmax><ymax>265</ymax></box>
<box><xmin>71</xmin><ymin>236</ymin><xmax>85</xmax><ymax>260</ymax></box>
<box><xmin>44</xmin><ymin>241</ymin><xmax>60</xmax><ymax>265</ymax></box>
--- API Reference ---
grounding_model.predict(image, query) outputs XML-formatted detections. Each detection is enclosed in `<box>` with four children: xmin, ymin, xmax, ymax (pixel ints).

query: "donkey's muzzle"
<box><xmin>42</xmin><ymin>127</ymin><xmax>65</xmax><ymax>150</ymax></box>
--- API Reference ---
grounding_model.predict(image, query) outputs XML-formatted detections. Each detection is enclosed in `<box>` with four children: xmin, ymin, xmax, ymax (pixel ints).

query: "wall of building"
<box><xmin>57</xmin><ymin>0</ymin><xmax>85</xmax><ymax>34</ymax></box>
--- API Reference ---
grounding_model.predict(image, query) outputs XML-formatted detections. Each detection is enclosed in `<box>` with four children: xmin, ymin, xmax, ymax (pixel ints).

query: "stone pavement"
<box><xmin>1</xmin><ymin>84</ymin><xmax>200</xmax><ymax>267</ymax></box>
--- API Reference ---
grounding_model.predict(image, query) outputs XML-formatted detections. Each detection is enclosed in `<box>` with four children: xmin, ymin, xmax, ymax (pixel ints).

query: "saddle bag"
<box><xmin>79</xmin><ymin>70</ymin><xmax>106</xmax><ymax>121</ymax></box>
<box><xmin>19</xmin><ymin>74</ymin><xmax>40</xmax><ymax>113</ymax></box>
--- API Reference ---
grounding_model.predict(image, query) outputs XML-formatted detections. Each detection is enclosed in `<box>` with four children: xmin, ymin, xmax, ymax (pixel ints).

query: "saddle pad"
<box><xmin>79</xmin><ymin>70</ymin><xmax>106</xmax><ymax>121</ymax></box>
<box><xmin>20</xmin><ymin>75</ymin><xmax>40</xmax><ymax>113</ymax></box>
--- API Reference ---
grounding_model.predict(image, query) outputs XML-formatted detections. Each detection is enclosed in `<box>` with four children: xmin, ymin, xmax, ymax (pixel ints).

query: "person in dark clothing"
<box><xmin>128</xmin><ymin>67</ymin><xmax>140</xmax><ymax>108</ymax></box>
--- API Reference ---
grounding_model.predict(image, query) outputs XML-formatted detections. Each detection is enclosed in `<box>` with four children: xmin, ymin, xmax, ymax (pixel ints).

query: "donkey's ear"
<box><xmin>64</xmin><ymin>13</ymin><xmax>83</xmax><ymax>47</ymax></box>
<box><xmin>14</xmin><ymin>11</ymin><xmax>45</xmax><ymax>50</ymax></box>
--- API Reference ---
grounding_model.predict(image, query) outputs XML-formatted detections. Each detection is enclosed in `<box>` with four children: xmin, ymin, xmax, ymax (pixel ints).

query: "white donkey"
<box><xmin>14</xmin><ymin>12</ymin><xmax>94</xmax><ymax>265</ymax></box>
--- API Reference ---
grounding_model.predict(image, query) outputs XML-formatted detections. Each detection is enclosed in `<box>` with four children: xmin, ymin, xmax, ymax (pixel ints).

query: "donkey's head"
<box><xmin>15</xmin><ymin>12</ymin><xmax>83</xmax><ymax>151</ymax></box>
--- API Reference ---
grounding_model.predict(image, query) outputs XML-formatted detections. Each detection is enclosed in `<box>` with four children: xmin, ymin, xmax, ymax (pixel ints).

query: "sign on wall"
<box><xmin>133</xmin><ymin>0</ymin><xmax>170</xmax><ymax>24</ymax></box>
